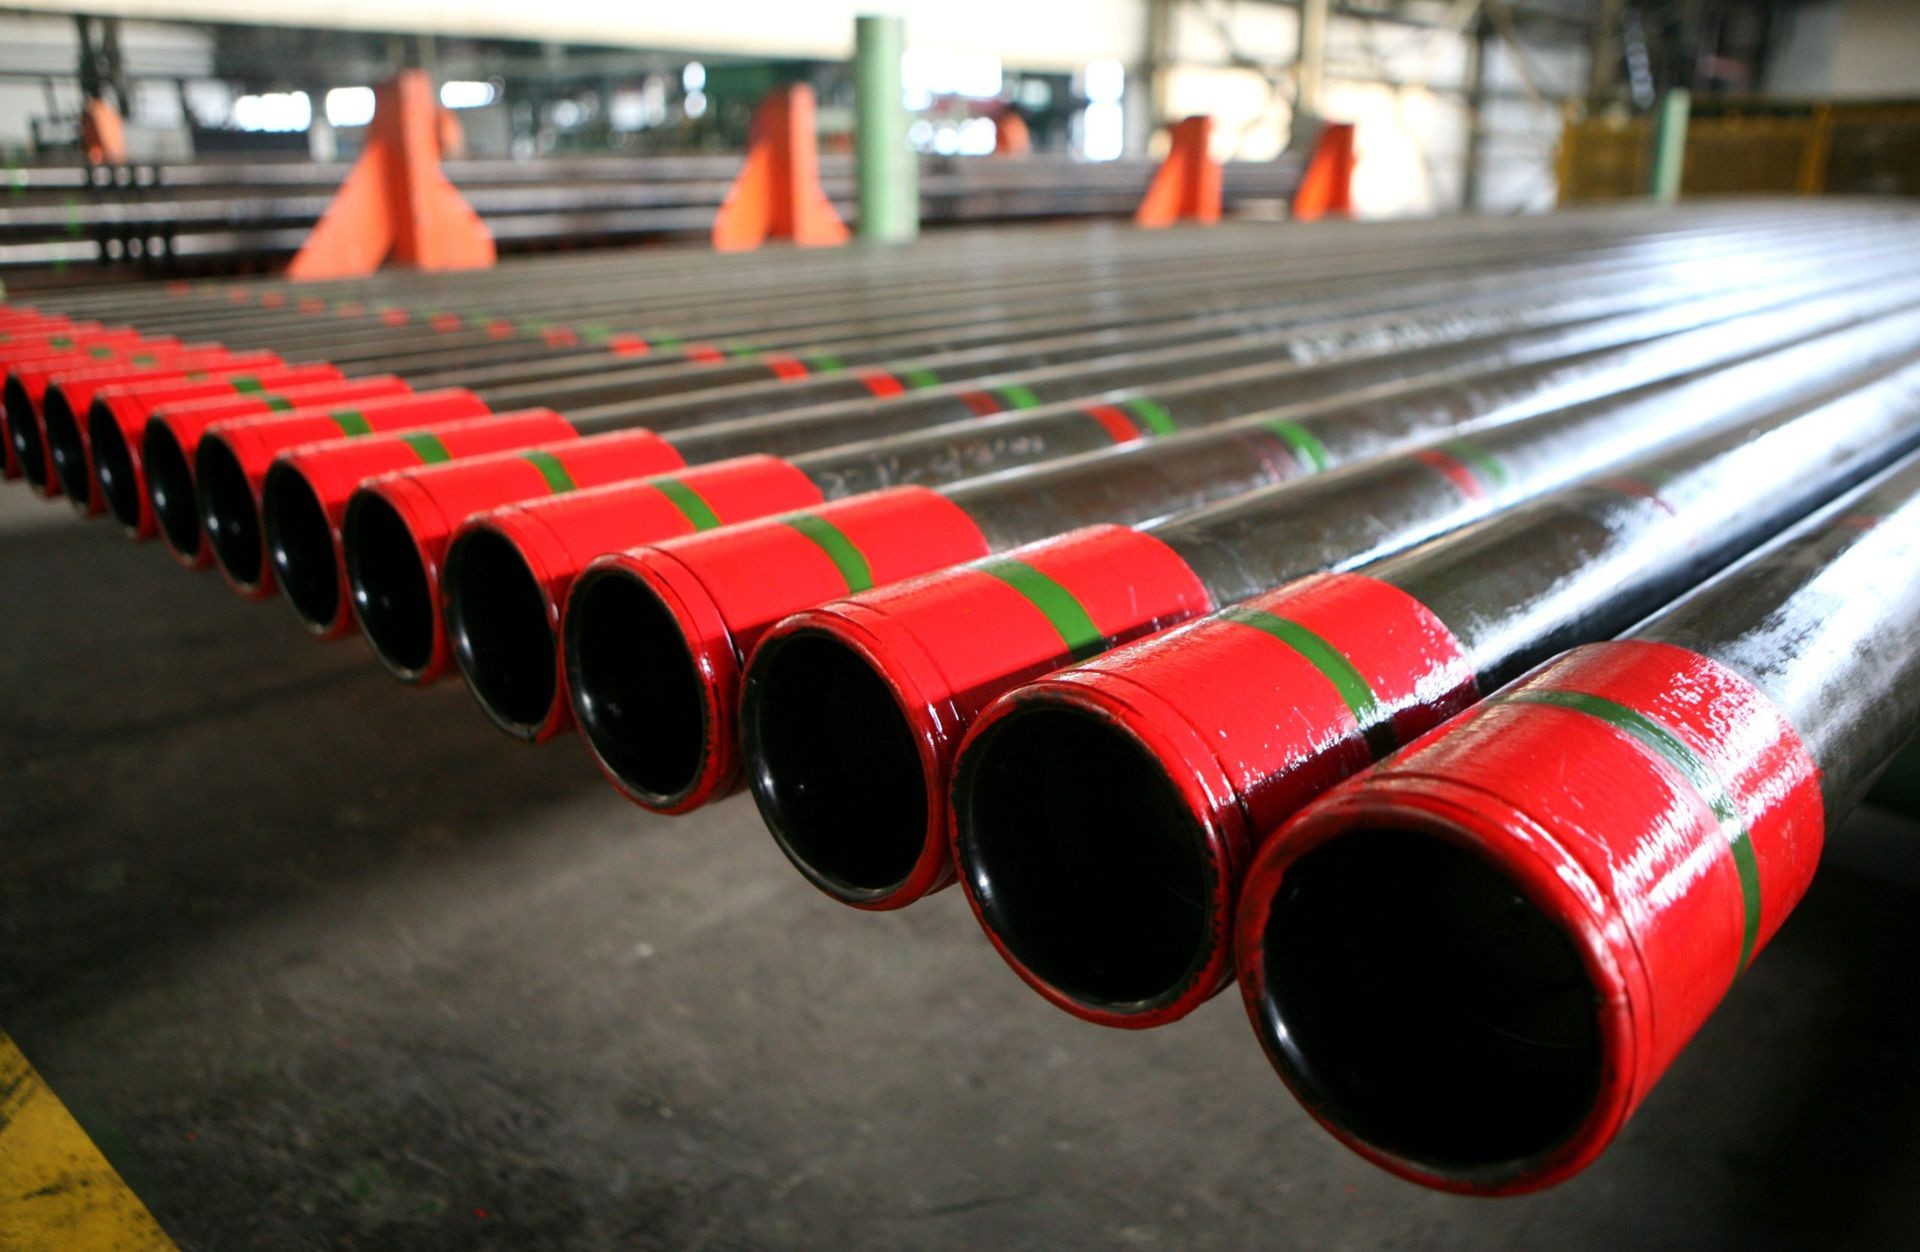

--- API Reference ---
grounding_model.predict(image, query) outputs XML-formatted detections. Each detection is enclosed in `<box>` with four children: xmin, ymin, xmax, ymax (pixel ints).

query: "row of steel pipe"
<box><xmin>7</xmin><ymin>204</ymin><xmax>1920</xmax><ymax>1198</ymax></box>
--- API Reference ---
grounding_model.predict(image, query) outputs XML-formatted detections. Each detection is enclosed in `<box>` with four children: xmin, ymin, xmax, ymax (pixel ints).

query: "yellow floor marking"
<box><xmin>0</xmin><ymin>1031</ymin><xmax>174</xmax><ymax>1250</ymax></box>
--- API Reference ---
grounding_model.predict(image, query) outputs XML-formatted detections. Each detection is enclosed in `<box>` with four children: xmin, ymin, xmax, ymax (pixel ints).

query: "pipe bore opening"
<box><xmin>954</xmin><ymin>704</ymin><xmax>1211</xmax><ymax>1011</ymax></box>
<box><xmin>263</xmin><ymin>463</ymin><xmax>340</xmax><ymax>628</ymax></box>
<box><xmin>1255</xmin><ymin>827</ymin><xmax>1602</xmax><ymax>1180</ymax></box>
<box><xmin>196</xmin><ymin>439</ymin><xmax>263</xmax><ymax>584</ymax></box>
<box><xmin>5</xmin><ymin>377</ymin><xmax>47</xmax><ymax>486</ymax></box>
<box><xmin>42</xmin><ymin>391</ymin><xmax>89</xmax><ymax>501</ymax></box>
<box><xmin>89</xmin><ymin>406</ymin><xmax>142</xmax><ymax>527</ymax></box>
<box><xmin>345</xmin><ymin>492</ymin><xmax>436</xmax><ymax>675</ymax></box>
<box><xmin>446</xmin><ymin>528</ymin><xmax>558</xmax><ymax>734</ymax></box>
<box><xmin>142</xmin><ymin>425</ymin><xmax>202</xmax><ymax>556</ymax></box>
<box><xmin>743</xmin><ymin>629</ymin><xmax>927</xmax><ymax>897</ymax></box>
<box><xmin>566</xmin><ymin>570</ymin><xmax>706</xmax><ymax>802</ymax></box>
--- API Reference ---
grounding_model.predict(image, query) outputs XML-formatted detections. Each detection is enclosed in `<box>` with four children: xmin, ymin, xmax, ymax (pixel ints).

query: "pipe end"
<box><xmin>88</xmin><ymin>399</ymin><xmax>146</xmax><ymax>534</ymax></box>
<box><xmin>264</xmin><ymin>460</ymin><xmax>346</xmax><ymax>634</ymax></box>
<box><xmin>344</xmin><ymin>482</ymin><xmax>446</xmax><ymax>682</ymax></box>
<box><xmin>196</xmin><ymin>435</ymin><xmax>268</xmax><ymax>593</ymax></box>
<box><xmin>741</xmin><ymin>619</ymin><xmax>942</xmax><ymax>908</ymax></box>
<box><xmin>952</xmin><ymin>685</ymin><xmax>1231</xmax><ymax>1028</ymax></box>
<box><xmin>141</xmin><ymin>420</ymin><xmax>204</xmax><ymax>563</ymax></box>
<box><xmin>1235</xmin><ymin>782</ymin><xmax>1616</xmax><ymax>1195</ymax></box>
<box><xmin>445</xmin><ymin>521</ymin><xmax>565</xmax><ymax>741</ymax></box>
<box><xmin>564</xmin><ymin>552</ymin><xmax>735</xmax><ymax>812</ymax></box>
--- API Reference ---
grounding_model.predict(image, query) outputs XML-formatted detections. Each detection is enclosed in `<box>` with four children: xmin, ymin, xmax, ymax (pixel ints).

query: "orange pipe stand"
<box><xmin>711</xmin><ymin>84</ymin><xmax>851</xmax><ymax>252</ymax></box>
<box><xmin>1134</xmin><ymin>116</ymin><xmax>1223</xmax><ymax>228</ymax></box>
<box><xmin>993</xmin><ymin>112</ymin><xmax>1032</xmax><ymax>157</ymax></box>
<box><xmin>287</xmin><ymin>71</ymin><xmax>495</xmax><ymax>280</ymax></box>
<box><xmin>1292</xmin><ymin>121</ymin><xmax>1357</xmax><ymax>221</ymax></box>
<box><xmin>80</xmin><ymin>99</ymin><xmax>127</xmax><ymax>165</ymax></box>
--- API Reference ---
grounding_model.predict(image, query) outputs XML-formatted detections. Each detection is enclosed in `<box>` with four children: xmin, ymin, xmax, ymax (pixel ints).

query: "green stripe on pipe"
<box><xmin>654</xmin><ymin>478</ymin><xmax>722</xmax><ymax>531</ymax></box>
<box><xmin>997</xmin><ymin>384</ymin><xmax>1042</xmax><ymax>410</ymax></box>
<box><xmin>1122</xmin><ymin>397</ymin><xmax>1178</xmax><ymax>435</ymax></box>
<box><xmin>400</xmin><ymin>432</ymin><xmax>452</xmax><ymax>464</ymax></box>
<box><xmin>1439</xmin><ymin>438</ymin><xmax>1509</xmax><ymax>487</ymax></box>
<box><xmin>328</xmin><ymin>409</ymin><xmax>373</xmax><ymax>437</ymax></box>
<box><xmin>903</xmin><ymin>367</ymin><xmax>943</xmax><ymax>389</ymax></box>
<box><xmin>227</xmin><ymin>375</ymin><xmax>264</xmax><ymax>395</ymax></box>
<box><xmin>783</xmin><ymin>513</ymin><xmax>873</xmax><ymax>591</ymax></box>
<box><xmin>980</xmin><ymin>558</ymin><xmax>1106</xmax><ymax>659</ymax></box>
<box><xmin>809</xmin><ymin>353</ymin><xmax>847</xmax><ymax>373</ymax></box>
<box><xmin>263</xmin><ymin>395</ymin><xmax>294</xmax><ymax>413</ymax></box>
<box><xmin>521</xmin><ymin>450</ymin><xmax>577</xmax><ymax>494</ymax></box>
<box><xmin>1503</xmin><ymin>686</ymin><xmax>1763</xmax><ymax>970</ymax></box>
<box><xmin>1223</xmin><ymin>606</ymin><xmax>1396</xmax><ymax>759</ymax></box>
<box><xmin>1261</xmin><ymin>419</ymin><xmax>1330</xmax><ymax>472</ymax></box>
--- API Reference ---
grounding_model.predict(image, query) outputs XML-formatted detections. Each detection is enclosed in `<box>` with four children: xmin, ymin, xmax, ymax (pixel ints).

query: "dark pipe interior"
<box><xmin>263</xmin><ymin>464</ymin><xmax>341</xmax><ymax>627</ymax></box>
<box><xmin>743</xmin><ymin>629</ymin><xmax>927</xmax><ymax>896</ymax></box>
<box><xmin>954</xmin><ymin>704</ymin><xmax>1212</xmax><ymax>1011</ymax></box>
<box><xmin>88</xmin><ymin>406</ymin><xmax>142</xmax><ymax>526</ymax></box>
<box><xmin>344</xmin><ymin>493</ymin><xmax>436</xmax><ymax>675</ymax></box>
<box><xmin>196</xmin><ymin>439</ymin><xmax>264</xmax><ymax>584</ymax></box>
<box><xmin>565</xmin><ymin>571</ymin><xmax>706</xmax><ymax>802</ymax></box>
<box><xmin>446</xmin><ymin>528</ymin><xmax>559</xmax><ymax>733</ymax></box>
<box><xmin>1256</xmin><ymin>827</ymin><xmax>1602</xmax><ymax>1178</ymax></box>
<box><xmin>5</xmin><ymin>377</ymin><xmax>47</xmax><ymax>486</ymax></box>
<box><xmin>42</xmin><ymin>391</ymin><xmax>89</xmax><ymax>500</ymax></box>
<box><xmin>142</xmin><ymin>425</ymin><xmax>202</xmax><ymax>556</ymax></box>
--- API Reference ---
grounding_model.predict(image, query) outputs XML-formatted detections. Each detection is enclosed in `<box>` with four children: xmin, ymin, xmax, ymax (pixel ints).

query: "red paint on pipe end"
<box><xmin>196</xmin><ymin>391</ymin><xmax>493</xmax><ymax>597</ymax></box>
<box><xmin>24</xmin><ymin>350</ymin><xmax>281</xmax><ymax>499</ymax></box>
<box><xmin>103</xmin><ymin>376</ymin><xmax>412</xmax><ymax>541</ymax></box>
<box><xmin>741</xmin><ymin>525</ymin><xmax>1211</xmax><ymax>910</ymax></box>
<box><xmin>265</xmin><ymin>409</ymin><xmax>578</xmax><ymax>637</ymax></box>
<box><xmin>58</xmin><ymin>363</ymin><xmax>345</xmax><ymax>516</ymax></box>
<box><xmin>565</xmin><ymin>487</ymin><xmax>991</xmax><ymax>814</ymax></box>
<box><xmin>950</xmin><ymin>572</ymin><xmax>1474</xmax><ymax>1029</ymax></box>
<box><xmin>1234</xmin><ymin>639</ymin><xmax>1823</xmax><ymax>1194</ymax></box>
<box><xmin>342</xmin><ymin>428</ymin><xmax>685</xmax><ymax>684</ymax></box>
<box><xmin>446</xmin><ymin>455</ymin><xmax>823</xmax><ymax>743</ymax></box>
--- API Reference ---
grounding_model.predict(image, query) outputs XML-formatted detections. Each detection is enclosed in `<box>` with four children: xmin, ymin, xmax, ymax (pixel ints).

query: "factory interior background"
<box><xmin>4</xmin><ymin>0</ymin><xmax>1920</xmax><ymax>1247</ymax></box>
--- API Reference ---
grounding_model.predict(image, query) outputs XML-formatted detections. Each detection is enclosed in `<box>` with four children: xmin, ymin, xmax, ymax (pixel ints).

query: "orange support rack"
<box><xmin>286</xmin><ymin>70</ymin><xmax>495</xmax><ymax>280</ymax></box>
<box><xmin>711</xmin><ymin>84</ymin><xmax>851</xmax><ymax>252</ymax></box>
<box><xmin>1291</xmin><ymin>121</ymin><xmax>1357</xmax><ymax>220</ymax></box>
<box><xmin>1135</xmin><ymin>115</ymin><xmax>1222</xmax><ymax>228</ymax></box>
<box><xmin>80</xmin><ymin>98</ymin><xmax>127</xmax><ymax>165</ymax></box>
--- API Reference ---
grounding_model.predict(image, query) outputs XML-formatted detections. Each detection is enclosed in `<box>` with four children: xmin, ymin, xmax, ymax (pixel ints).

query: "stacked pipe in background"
<box><xmin>6</xmin><ymin>199</ymin><xmax>1920</xmax><ymax>1195</ymax></box>
<box><xmin>0</xmin><ymin>152</ymin><xmax>1303</xmax><ymax>273</ymax></box>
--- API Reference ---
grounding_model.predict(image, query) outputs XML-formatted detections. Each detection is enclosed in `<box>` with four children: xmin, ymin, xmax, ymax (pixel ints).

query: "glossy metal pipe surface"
<box><xmin>1235</xmin><ymin>450</ymin><xmax>1920</xmax><ymax>1194</ymax></box>
<box><xmin>946</xmin><ymin>352</ymin><xmax>1920</xmax><ymax>1033</ymax></box>
<box><xmin>738</xmin><ymin>298</ymin><xmax>1920</xmax><ymax>911</ymax></box>
<box><xmin>381</xmin><ymin>260</ymin><xmax>1897</xmax><ymax>710</ymax></box>
<box><xmin>562</xmin><ymin>277</ymin><xmax>1920</xmax><ymax>817</ymax></box>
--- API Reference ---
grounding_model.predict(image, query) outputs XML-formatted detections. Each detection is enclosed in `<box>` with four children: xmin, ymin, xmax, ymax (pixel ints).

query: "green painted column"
<box><xmin>1649</xmin><ymin>88</ymin><xmax>1690</xmax><ymax>204</ymax></box>
<box><xmin>854</xmin><ymin>14</ymin><xmax>918</xmax><ymax>243</ymax></box>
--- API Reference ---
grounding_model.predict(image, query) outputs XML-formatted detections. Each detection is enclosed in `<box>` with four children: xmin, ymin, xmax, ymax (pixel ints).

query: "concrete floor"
<box><xmin>5</xmin><ymin>482</ymin><xmax>1920</xmax><ymax>1251</ymax></box>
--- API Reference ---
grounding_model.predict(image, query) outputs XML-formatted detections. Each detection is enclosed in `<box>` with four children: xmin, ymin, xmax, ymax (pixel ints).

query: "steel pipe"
<box><xmin>46</xmin><ymin>361</ymin><xmax>346</xmax><ymax>511</ymax></box>
<box><xmin>92</xmin><ymin>375</ymin><xmax>416</xmax><ymax>540</ymax></box>
<box><xmin>45</xmin><ymin>213</ymin><xmax>1827</xmax><ymax>549</ymax></box>
<box><xmin>739</xmin><ymin>299</ymin><xmax>1920</xmax><ymax>911</ymax></box>
<box><xmin>11</xmin><ymin>346</ymin><xmax>283</xmax><ymax>496</ymax></box>
<box><xmin>1234</xmin><ymin>449</ymin><xmax>1920</xmax><ymax>1193</ymax></box>
<box><xmin>336</xmin><ymin>253</ymin><xmax>1906</xmax><ymax>696</ymax></box>
<box><xmin>563</xmin><ymin>278</ymin><xmax>1920</xmax><ymax>816</ymax></box>
<box><xmin>946</xmin><ymin>352</ymin><xmax>1920</xmax><ymax>1032</ymax></box>
<box><xmin>13</xmin><ymin>211</ymin><xmax>1910</xmax><ymax>515</ymax></box>
<box><xmin>146</xmin><ymin>388</ymin><xmax>478</xmax><ymax>566</ymax></box>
